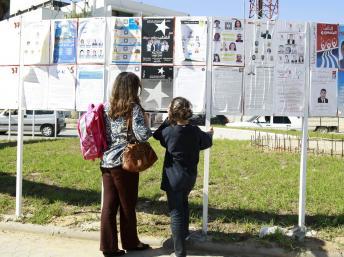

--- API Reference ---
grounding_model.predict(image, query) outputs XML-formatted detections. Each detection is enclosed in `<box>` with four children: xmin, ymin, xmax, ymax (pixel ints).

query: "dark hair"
<box><xmin>108</xmin><ymin>72</ymin><xmax>143</xmax><ymax>120</ymax></box>
<box><xmin>321</xmin><ymin>88</ymin><xmax>326</xmax><ymax>92</ymax></box>
<box><xmin>168</xmin><ymin>97</ymin><xmax>193</xmax><ymax>125</ymax></box>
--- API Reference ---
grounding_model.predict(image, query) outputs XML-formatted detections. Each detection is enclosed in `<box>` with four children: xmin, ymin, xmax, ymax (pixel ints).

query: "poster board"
<box><xmin>23</xmin><ymin>66</ymin><xmax>49</xmax><ymax>110</ymax></box>
<box><xmin>315</xmin><ymin>23</ymin><xmax>339</xmax><ymax>69</ymax></box>
<box><xmin>107</xmin><ymin>65</ymin><xmax>141</xmax><ymax>100</ymax></box>
<box><xmin>47</xmin><ymin>65</ymin><xmax>76</xmax><ymax>110</ymax></box>
<box><xmin>244</xmin><ymin>66</ymin><xmax>273</xmax><ymax>116</ymax></box>
<box><xmin>0</xmin><ymin>66</ymin><xmax>20</xmax><ymax>109</ymax></box>
<box><xmin>111</xmin><ymin>17</ymin><xmax>142</xmax><ymax>64</ymax></box>
<box><xmin>0</xmin><ymin>18</ymin><xmax>21</xmax><ymax>65</ymax></box>
<box><xmin>212</xmin><ymin>66</ymin><xmax>243</xmax><ymax>115</ymax></box>
<box><xmin>174</xmin><ymin>17</ymin><xmax>208</xmax><ymax>65</ymax></box>
<box><xmin>77</xmin><ymin>18</ymin><xmax>106</xmax><ymax>64</ymax></box>
<box><xmin>212</xmin><ymin>18</ymin><xmax>244</xmax><ymax>66</ymax></box>
<box><xmin>76</xmin><ymin>65</ymin><xmax>105</xmax><ymax>111</ymax></box>
<box><xmin>310</xmin><ymin>68</ymin><xmax>337</xmax><ymax>116</ymax></box>
<box><xmin>173</xmin><ymin>66</ymin><xmax>206</xmax><ymax>113</ymax></box>
<box><xmin>22</xmin><ymin>20</ymin><xmax>50</xmax><ymax>65</ymax></box>
<box><xmin>51</xmin><ymin>19</ymin><xmax>77</xmax><ymax>64</ymax></box>
<box><xmin>142</xmin><ymin>17</ymin><xmax>174</xmax><ymax>64</ymax></box>
<box><xmin>141</xmin><ymin>65</ymin><xmax>173</xmax><ymax>111</ymax></box>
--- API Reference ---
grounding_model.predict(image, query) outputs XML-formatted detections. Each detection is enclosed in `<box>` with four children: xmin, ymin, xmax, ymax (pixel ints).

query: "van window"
<box><xmin>35</xmin><ymin>110</ymin><xmax>54</xmax><ymax>115</ymax></box>
<box><xmin>273</xmin><ymin>116</ymin><xmax>291</xmax><ymax>124</ymax></box>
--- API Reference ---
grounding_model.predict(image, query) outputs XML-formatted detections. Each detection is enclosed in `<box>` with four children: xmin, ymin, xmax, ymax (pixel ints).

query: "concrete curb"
<box><xmin>0</xmin><ymin>222</ymin><xmax>342</xmax><ymax>257</ymax></box>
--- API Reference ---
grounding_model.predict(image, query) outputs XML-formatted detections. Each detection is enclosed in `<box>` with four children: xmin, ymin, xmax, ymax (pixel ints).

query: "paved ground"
<box><xmin>0</xmin><ymin>127</ymin><xmax>256</xmax><ymax>141</ymax></box>
<box><xmin>0</xmin><ymin>230</ymin><xmax>233</xmax><ymax>257</ymax></box>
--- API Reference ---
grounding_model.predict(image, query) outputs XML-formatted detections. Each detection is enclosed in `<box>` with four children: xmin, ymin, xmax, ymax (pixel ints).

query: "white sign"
<box><xmin>0</xmin><ymin>18</ymin><xmax>21</xmax><ymax>65</ymax></box>
<box><xmin>22</xmin><ymin>20</ymin><xmax>50</xmax><ymax>65</ymax></box>
<box><xmin>173</xmin><ymin>66</ymin><xmax>206</xmax><ymax>113</ymax></box>
<box><xmin>76</xmin><ymin>65</ymin><xmax>105</xmax><ymax>111</ymax></box>
<box><xmin>212</xmin><ymin>66</ymin><xmax>243</xmax><ymax>115</ymax></box>
<box><xmin>77</xmin><ymin>18</ymin><xmax>106</xmax><ymax>64</ymax></box>
<box><xmin>0</xmin><ymin>66</ymin><xmax>19</xmax><ymax>109</ymax></box>
<box><xmin>310</xmin><ymin>68</ymin><xmax>338</xmax><ymax>116</ymax></box>
<box><xmin>48</xmin><ymin>65</ymin><xmax>76</xmax><ymax>110</ymax></box>
<box><xmin>23</xmin><ymin>66</ymin><xmax>49</xmax><ymax>110</ymax></box>
<box><xmin>174</xmin><ymin>17</ymin><xmax>208</xmax><ymax>65</ymax></box>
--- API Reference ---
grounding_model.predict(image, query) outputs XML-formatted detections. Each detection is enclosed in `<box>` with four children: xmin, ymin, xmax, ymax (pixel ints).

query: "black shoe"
<box><xmin>103</xmin><ymin>250</ymin><xmax>126</xmax><ymax>257</ymax></box>
<box><xmin>125</xmin><ymin>242</ymin><xmax>151</xmax><ymax>251</ymax></box>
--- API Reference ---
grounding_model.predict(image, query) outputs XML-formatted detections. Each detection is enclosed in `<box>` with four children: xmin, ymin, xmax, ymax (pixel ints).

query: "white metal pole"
<box><xmin>54</xmin><ymin>110</ymin><xmax>57</xmax><ymax>138</ymax></box>
<box><xmin>202</xmin><ymin>17</ymin><xmax>213</xmax><ymax>235</ymax></box>
<box><xmin>32</xmin><ymin>110</ymin><xmax>35</xmax><ymax>139</ymax></box>
<box><xmin>298</xmin><ymin>22</ymin><xmax>311</xmax><ymax>231</ymax></box>
<box><xmin>8</xmin><ymin>110</ymin><xmax>11</xmax><ymax>141</ymax></box>
<box><xmin>16</xmin><ymin>16</ymin><xmax>24</xmax><ymax>217</ymax></box>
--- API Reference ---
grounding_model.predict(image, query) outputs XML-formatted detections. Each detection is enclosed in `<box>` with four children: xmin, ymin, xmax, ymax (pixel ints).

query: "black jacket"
<box><xmin>153</xmin><ymin>119</ymin><xmax>212</xmax><ymax>192</ymax></box>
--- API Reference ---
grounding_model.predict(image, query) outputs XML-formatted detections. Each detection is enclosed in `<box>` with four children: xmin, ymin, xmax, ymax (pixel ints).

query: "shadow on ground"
<box><xmin>0</xmin><ymin>172</ymin><xmax>341</xmax><ymax>256</ymax></box>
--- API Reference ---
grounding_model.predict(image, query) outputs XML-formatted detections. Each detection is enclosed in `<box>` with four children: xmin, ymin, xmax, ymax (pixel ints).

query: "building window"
<box><xmin>112</xmin><ymin>10</ymin><xmax>133</xmax><ymax>17</ymax></box>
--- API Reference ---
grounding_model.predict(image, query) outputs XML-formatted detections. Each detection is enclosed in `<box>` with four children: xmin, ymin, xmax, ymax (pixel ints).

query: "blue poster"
<box><xmin>338</xmin><ymin>25</ymin><xmax>344</xmax><ymax>70</ymax></box>
<box><xmin>53</xmin><ymin>20</ymin><xmax>77</xmax><ymax>64</ymax></box>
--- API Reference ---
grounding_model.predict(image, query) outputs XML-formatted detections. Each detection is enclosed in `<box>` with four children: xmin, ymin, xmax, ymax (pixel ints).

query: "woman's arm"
<box><xmin>153</xmin><ymin>118</ymin><xmax>169</xmax><ymax>147</ymax></box>
<box><xmin>132</xmin><ymin>105</ymin><xmax>152</xmax><ymax>142</ymax></box>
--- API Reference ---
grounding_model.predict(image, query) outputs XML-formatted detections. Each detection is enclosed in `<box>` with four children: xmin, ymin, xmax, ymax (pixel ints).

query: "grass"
<box><xmin>0</xmin><ymin>138</ymin><xmax>343</xmax><ymax>249</ymax></box>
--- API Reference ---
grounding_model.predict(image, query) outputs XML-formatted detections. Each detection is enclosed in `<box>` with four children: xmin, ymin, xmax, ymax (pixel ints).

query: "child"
<box><xmin>153</xmin><ymin>97</ymin><xmax>213</xmax><ymax>257</ymax></box>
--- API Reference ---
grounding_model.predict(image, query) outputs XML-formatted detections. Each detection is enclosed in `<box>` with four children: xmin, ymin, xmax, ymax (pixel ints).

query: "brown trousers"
<box><xmin>100</xmin><ymin>167</ymin><xmax>140</xmax><ymax>252</ymax></box>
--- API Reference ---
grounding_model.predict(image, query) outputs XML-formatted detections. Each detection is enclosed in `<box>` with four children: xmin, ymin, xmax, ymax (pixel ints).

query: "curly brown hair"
<box><xmin>108</xmin><ymin>72</ymin><xmax>142</xmax><ymax>120</ymax></box>
<box><xmin>168</xmin><ymin>97</ymin><xmax>193</xmax><ymax>125</ymax></box>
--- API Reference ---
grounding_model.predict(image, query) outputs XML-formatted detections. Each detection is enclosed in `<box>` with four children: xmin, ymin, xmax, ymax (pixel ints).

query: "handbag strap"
<box><xmin>126</xmin><ymin>113</ymin><xmax>137</xmax><ymax>143</ymax></box>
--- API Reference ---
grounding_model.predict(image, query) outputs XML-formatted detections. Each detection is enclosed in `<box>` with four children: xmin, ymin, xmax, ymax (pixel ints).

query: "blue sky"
<box><xmin>136</xmin><ymin>0</ymin><xmax>343</xmax><ymax>23</ymax></box>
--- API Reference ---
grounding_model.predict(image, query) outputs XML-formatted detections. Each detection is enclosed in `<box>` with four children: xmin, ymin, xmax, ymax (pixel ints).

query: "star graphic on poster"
<box><xmin>158</xmin><ymin>67</ymin><xmax>165</xmax><ymax>75</ymax></box>
<box><xmin>155</xmin><ymin>19</ymin><xmax>169</xmax><ymax>36</ymax></box>
<box><xmin>145</xmin><ymin>81</ymin><xmax>169</xmax><ymax>109</ymax></box>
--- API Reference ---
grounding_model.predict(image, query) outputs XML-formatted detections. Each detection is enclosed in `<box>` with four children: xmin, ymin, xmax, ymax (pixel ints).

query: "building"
<box><xmin>7</xmin><ymin>0</ymin><xmax>188</xmax><ymax>21</ymax></box>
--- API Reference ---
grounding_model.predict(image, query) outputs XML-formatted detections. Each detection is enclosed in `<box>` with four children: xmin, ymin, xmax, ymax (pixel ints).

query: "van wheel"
<box><xmin>41</xmin><ymin>125</ymin><xmax>54</xmax><ymax>137</ymax></box>
<box><xmin>316</xmin><ymin>127</ymin><xmax>328</xmax><ymax>133</ymax></box>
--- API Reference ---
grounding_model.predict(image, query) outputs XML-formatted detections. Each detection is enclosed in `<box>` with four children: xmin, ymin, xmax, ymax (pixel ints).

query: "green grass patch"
<box><xmin>0</xmin><ymin>138</ymin><xmax>343</xmax><ymax>248</ymax></box>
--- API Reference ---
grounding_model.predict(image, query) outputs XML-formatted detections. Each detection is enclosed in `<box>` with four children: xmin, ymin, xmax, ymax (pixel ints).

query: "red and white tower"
<box><xmin>248</xmin><ymin>0</ymin><xmax>279</xmax><ymax>20</ymax></box>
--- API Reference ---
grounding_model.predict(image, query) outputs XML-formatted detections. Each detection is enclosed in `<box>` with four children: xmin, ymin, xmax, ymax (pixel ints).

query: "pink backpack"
<box><xmin>77</xmin><ymin>103</ymin><xmax>108</xmax><ymax>160</ymax></box>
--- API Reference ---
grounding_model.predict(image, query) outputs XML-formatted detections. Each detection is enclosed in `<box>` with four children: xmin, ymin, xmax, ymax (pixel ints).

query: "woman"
<box><xmin>100</xmin><ymin>72</ymin><xmax>151</xmax><ymax>257</ymax></box>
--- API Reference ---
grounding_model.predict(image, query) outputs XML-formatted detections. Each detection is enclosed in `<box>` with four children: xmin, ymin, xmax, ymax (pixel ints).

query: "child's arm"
<box><xmin>199</xmin><ymin>127</ymin><xmax>213</xmax><ymax>150</ymax></box>
<box><xmin>153</xmin><ymin>118</ymin><xmax>169</xmax><ymax>147</ymax></box>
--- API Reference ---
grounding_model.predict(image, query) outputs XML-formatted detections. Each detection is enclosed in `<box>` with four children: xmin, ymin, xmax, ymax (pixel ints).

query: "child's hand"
<box><xmin>208</xmin><ymin>127</ymin><xmax>214</xmax><ymax>135</ymax></box>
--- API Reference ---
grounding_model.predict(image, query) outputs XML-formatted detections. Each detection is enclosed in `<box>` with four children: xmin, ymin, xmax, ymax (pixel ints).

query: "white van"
<box><xmin>226</xmin><ymin>116</ymin><xmax>302</xmax><ymax>130</ymax></box>
<box><xmin>0</xmin><ymin>109</ymin><xmax>66</xmax><ymax>137</ymax></box>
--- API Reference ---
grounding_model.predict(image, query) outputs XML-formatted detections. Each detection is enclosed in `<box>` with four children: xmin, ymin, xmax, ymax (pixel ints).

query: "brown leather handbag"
<box><xmin>122</xmin><ymin>116</ymin><xmax>158</xmax><ymax>172</ymax></box>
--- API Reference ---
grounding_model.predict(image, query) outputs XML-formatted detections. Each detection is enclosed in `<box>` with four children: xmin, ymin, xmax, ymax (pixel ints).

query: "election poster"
<box><xmin>111</xmin><ymin>17</ymin><xmax>142</xmax><ymax>64</ymax></box>
<box><xmin>212</xmin><ymin>66</ymin><xmax>243</xmax><ymax>115</ymax></box>
<box><xmin>173</xmin><ymin>66</ymin><xmax>206</xmax><ymax>113</ymax></box>
<box><xmin>310</xmin><ymin>68</ymin><xmax>337</xmax><ymax>116</ymax></box>
<box><xmin>48</xmin><ymin>65</ymin><xmax>76</xmax><ymax>110</ymax></box>
<box><xmin>275</xmin><ymin>21</ymin><xmax>306</xmax><ymax>66</ymax></box>
<box><xmin>107</xmin><ymin>65</ymin><xmax>141</xmax><ymax>100</ymax></box>
<box><xmin>141</xmin><ymin>66</ymin><xmax>173</xmax><ymax>111</ymax></box>
<box><xmin>76</xmin><ymin>65</ymin><xmax>105</xmax><ymax>111</ymax></box>
<box><xmin>0</xmin><ymin>17</ymin><xmax>21</xmax><ymax>65</ymax></box>
<box><xmin>51</xmin><ymin>19</ymin><xmax>77</xmax><ymax>64</ymax></box>
<box><xmin>273</xmin><ymin>67</ymin><xmax>306</xmax><ymax>116</ymax></box>
<box><xmin>338</xmin><ymin>25</ymin><xmax>344</xmax><ymax>70</ymax></box>
<box><xmin>23</xmin><ymin>66</ymin><xmax>49</xmax><ymax>110</ymax></box>
<box><xmin>244</xmin><ymin>65</ymin><xmax>273</xmax><ymax>115</ymax></box>
<box><xmin>338</xmin><ymin>71</ymin><xmax>344</xmax><ymax>116</ymax></box>
<box><xmin>0</xmin><ymin>66</ymin><xmax>19</xmax><ymax>109</ymax></box>
<box><xmin>245</xmin><ymin>20</ymin><xmax>276</xmax><ymax>66</ymax></box>
<box><xmin>174</xmin><ymin>17</ymin><xmax>208</xmax><ymax>65</ymax></box>
<box><xmin>142</xmin><ymin>17</ymin><xmax>174</xmax><ymax>64</ymax></box>
<box><xmin>316</xmin><ymin>23</ymin><xmax>339</xmax><ymax>68</ymax></box>
<box><xmin>77</xmin><ymin>18</ymin><xmax>106</xmax><ymax>64</ymax></box>
<box><xmin>212</xmin><ymin>18</ymin><xmax>244</xmax><ymax>66</ymax></box>
<box><xmin>22</xmin><ymin>20</ymin><xmax>51</xmax><ymax>65</ymax></box>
